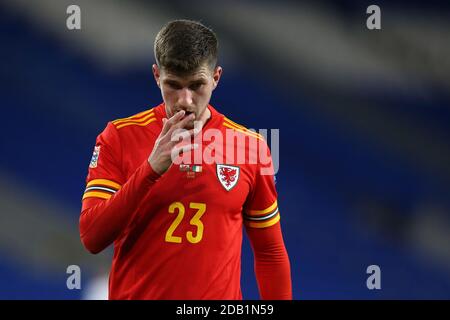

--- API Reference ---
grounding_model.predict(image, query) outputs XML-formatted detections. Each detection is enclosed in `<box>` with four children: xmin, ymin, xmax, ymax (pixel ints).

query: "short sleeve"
<box><xmin>82</xmin><ymin>122</ymin><xmax>126</xmax><ymax>202</ymax></box>
<box><xmin>243</xmin><ymin>139</ymin><xmax>280</xmax><ymax>228</ymax></box>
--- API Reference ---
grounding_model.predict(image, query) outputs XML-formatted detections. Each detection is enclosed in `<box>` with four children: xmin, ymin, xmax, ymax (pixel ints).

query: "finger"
<box><xmin>160</xmin><ymin>117</ymin><xmax>170</xmax><ymax>136</ymax></box>
<box><xmin>161</xmin><ymin>111</ymin><xmax>185</xmax><ymax>136</ymax></box>
<box><xmin>160</xmin><ymin>118</ymin><xmax>167</xmax><ymax>132</ymax></box>
<box><xmin>170</xmin><ymin>110</ymin><xmax>186</xmax><ymax>124</ymax></box>
<box><xmin>169</xmin><ymin>112</ymin><xmax>196</xmax><ymax>134</ymax></box>
<box><xmin>161</xmin><ymin>111</ymin><xmax>183</xmax><ymax>136</ymax></box>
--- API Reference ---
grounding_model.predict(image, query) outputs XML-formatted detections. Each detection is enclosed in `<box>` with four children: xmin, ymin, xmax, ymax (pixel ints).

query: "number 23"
<box><xmin>165</xmin><ymin>202</ymin><xmax>206</xmax><ymax>244</ymax></box>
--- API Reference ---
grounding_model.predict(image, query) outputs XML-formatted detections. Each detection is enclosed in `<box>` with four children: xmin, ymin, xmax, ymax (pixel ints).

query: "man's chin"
<box><xmin>182</xmin><ymin>119</ymin><xmax>195</xmax><ymax>130</ymax></box>
<box><xmin>186</xmin><ymin>119</ymin><xmax>205</xmax><ymax>131</ymax></box>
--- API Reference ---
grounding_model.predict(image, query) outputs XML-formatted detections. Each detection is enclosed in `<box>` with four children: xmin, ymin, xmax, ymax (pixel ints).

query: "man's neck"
<box><xmin>198</xmin><ymin>106</ymin><xmax>212</xmax><ymax>128</ymax></box>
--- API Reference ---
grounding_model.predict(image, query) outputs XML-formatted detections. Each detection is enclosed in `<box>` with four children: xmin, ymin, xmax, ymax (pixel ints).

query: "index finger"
<box><xmin>161</xmin><ymin>110</ymin><xmax>185</xmax><ymax>136</ymax></box>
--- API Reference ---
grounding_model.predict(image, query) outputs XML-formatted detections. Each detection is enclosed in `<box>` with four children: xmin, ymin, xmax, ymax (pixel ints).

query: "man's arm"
<box><xmin>79</xmin><ymin>110</ymin><xmax>197</xmax><ymax>254</ymax></box>
<box><xmin>246</xmin><ymin>223</ymin><xmax>292</xmax><ymax>300</ymax></box>
<box><xmin>243</xmin><ymin>136</ymin><xmax>292</xmax><ymax>299</ymax></box>
<box><xmin>80</xmin><ymin>161</ymin><xmax>160</xmax><ymax>254</ymax></box>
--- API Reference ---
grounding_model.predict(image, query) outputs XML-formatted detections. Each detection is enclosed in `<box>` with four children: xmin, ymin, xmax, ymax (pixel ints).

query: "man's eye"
<box><xmin>189</xmin><ymin>83</ymin><xmax>202</xmax><ymax>90</ymax></box>
<box><xmin>169</xmin><ymin>83</ymin><xmax>182</xmax><ymax>90</ymax></box>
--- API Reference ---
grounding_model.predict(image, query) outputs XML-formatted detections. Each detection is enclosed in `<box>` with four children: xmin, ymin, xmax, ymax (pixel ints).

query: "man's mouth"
<box><xmin>183</xmin><ymin>111</ymin><xmax>194</xmax><ymax>118</ymax></box>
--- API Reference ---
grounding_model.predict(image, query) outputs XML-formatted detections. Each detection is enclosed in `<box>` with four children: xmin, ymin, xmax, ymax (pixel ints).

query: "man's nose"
<box><xmin>177</xmin><ymin>88</ymin><xmax>193</xmax><ymax>107</ymax></box>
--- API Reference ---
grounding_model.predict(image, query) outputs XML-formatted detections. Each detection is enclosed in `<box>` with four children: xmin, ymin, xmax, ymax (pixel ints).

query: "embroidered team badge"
<box><xmin>89</xmin><ymin>146</ymin><xmax>101</xmax><ymax>168</ymax></box>
<box><xmin>216</xmin><ymin>164</ymin><xmax>240</xmax><ymax>191</ymax></box>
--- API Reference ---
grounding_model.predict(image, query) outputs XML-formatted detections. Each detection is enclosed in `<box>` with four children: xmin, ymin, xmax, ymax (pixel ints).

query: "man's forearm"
<box><xmin>79</xmin><ymin>161</ymin><xmax>160</xmax><ymax>254</ymax></box>
<box><xmin>246</xmin><ymin>223</ymin><xmax>293</xmax><ymax>299</ymax></box>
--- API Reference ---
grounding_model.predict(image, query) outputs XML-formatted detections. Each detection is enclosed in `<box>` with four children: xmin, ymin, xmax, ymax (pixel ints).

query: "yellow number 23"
<box><xmin>165</xmin><ymin>202</ymin><xmax>206</xmax><ymax>244</ymax></box>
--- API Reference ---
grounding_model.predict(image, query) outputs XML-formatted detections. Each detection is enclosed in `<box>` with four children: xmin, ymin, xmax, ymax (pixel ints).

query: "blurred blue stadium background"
<box><xmin>0</xmin><ymin>0</ymin><xmax>449</xmax><ymax>299</ymax></box>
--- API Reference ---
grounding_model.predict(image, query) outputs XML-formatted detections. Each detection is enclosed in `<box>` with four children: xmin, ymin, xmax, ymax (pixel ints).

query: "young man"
<box><xmin>80</xmin><ymin>20</ymin><xmax>292</xmax><ymax>300</ymax></box>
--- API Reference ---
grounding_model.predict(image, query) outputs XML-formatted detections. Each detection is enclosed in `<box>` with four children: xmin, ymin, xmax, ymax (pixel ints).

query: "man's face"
<box><xmin>153</xmin><ymin>63</ymin><xmax>222</xmax><ymax>129</ymax></box>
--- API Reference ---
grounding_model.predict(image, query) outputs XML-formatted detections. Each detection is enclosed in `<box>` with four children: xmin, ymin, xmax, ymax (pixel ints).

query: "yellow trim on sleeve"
<box><xmin>112</xmin><ymin>109</ymin><xmax>154</xmax><ymax>124</ymax></box>
<box><xmin>245</xmin><ymin>214</ymin><xmax>280</xmax><ymax>228</ymax></box>
<box><xmin>224</xmin><ymin>117</ymin><xmax>263</xmax><ymax>135</ymax></box>
<box><xmin>116</xmin><ymin>117</ymin><xmax>157</xmax><ymax>129</ymax></box>
<box><xmin>82</xmin><ymin>191</ymin><xmax>112</xmax><ymax>200</ymax></box>
<box><xmin>247</xmin><ymin>200</ymin><xmax>278</xmax><ymax>216</ymax></box>
<box><xmin>223</xmin><ymin>122</ymin><xmax>263</xmax><ymax>140</ymax></box>
<box><xmin>113</xmin><ymin>112</ymin><xmax>155</xmax><ymax>126</ymax></box>
<box><xmin>223</xmin><ymin>118</ymin><xmax>264</xmax><ymax>138</ymax></box>
<box><xmin>86</xmin><ymin>179</ymin><xmax>122</xmax><ymax>190</ymax></box>
<box><xmin>224</xmin><ymin>117</ymin><xmax>247</xmax><ymax>130</ymax></box>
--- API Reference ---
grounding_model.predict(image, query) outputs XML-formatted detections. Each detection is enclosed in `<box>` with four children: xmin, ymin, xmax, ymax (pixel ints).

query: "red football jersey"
<box><xmin>80</xmin><ymin>103</ymin><xmax>289</xmax><ymax>299</ymax></box>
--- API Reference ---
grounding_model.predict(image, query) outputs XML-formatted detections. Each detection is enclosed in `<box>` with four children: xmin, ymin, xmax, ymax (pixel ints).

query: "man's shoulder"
<box><xmin>109</xmin><ymin>106</ymin><xmax>159</xmax><ymax>131</ymax></box>
<box><xmin>96</xmin><ymin>105</ymin><xmax>162</xmax><ymax>147</ymax></box>
<box><xmin>220</xmin><ymin>115</ymin><xmax>264</xmax><ymax>141</ymax></box>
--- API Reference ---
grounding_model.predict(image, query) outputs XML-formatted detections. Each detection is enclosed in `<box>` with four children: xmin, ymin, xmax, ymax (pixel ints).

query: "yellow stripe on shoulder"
<box><xmin>82</xmin><ymin>191</ymin><xmax>112</xmax><ymax>200</ymax></box>
<box><xmin>224</xmin><ymin>117</ymin><xmax>247</xmax><ymax>130</ymax></box>
<box><xmin>86</xmin><ymin>179</ymin><xmax>122</xmax><ymax>190</ymax></box>
<box><xmin>113</xmin><ymin>112</ymin><xmax>155</xmax><ymax>126</ymax></box>
<box><xmin>112</xmin><ymin>109</ymin><xmax>154</xmax><ymax>125</ymax></box>
<box><xmin>247</xmin><ymin>200</ymin><xmax>278</xmax><ymax>216</ymax></box>
<box><xmin>224</xmin><ymin>118</ymin><xmax>263</xmax><ymax>136</ymax></box>
<box><xmin>223</xmin><ymin>117</ymin><xmax>264</xmax><ymax>139</ymax></box>
<box><xmin>245</xmin><ymin>214</ymin><xmax>280</xmax><ymax>228</ymax></box>
<box><xmin>116</xmin><ymin>117</ymin><xmax>157</xmax><ymax>129</ymax></box>
<box><xmin>223</xmin><ymin>122</ymin><xmax>263</xmax><ymax>140</ymax></box>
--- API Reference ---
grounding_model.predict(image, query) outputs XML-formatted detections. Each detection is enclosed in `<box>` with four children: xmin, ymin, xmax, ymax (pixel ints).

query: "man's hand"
<box><xmin>148</xmin><ymin>110</ymin><xmax>199</xmax><ymax>175</ymax></box>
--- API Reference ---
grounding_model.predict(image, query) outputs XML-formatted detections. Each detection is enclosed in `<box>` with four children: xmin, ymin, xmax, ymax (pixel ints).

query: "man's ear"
<box><xmin>152</xmin><ymin>64</ymin><xmax>161</xmax><ymax>88</ymax></box>
<box><xmin>212</xmin><ymin>66</ymin><xmax>223</xmax><ymax>90</ymax></box>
